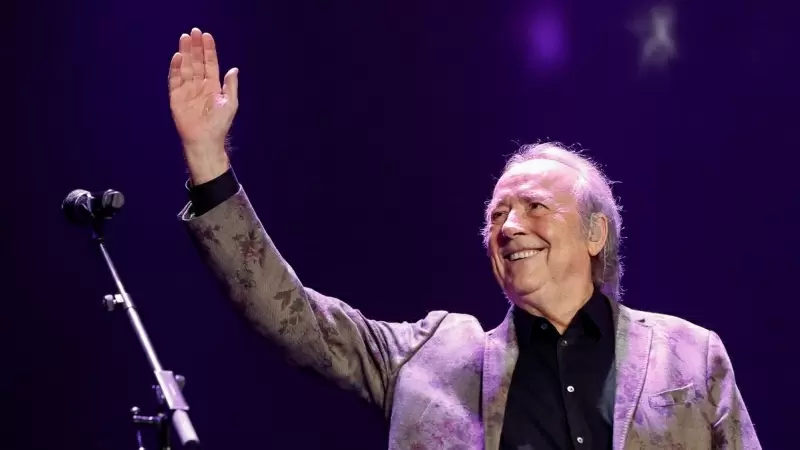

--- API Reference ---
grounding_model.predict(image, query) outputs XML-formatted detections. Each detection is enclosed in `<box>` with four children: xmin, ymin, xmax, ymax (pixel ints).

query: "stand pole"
<box><xmin>93</xmin><ymin>221</ymin><xmax>200</xmax><ymax>449</ymax></box>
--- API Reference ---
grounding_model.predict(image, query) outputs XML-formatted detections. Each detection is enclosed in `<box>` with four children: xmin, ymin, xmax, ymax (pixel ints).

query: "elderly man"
<box><xmin>169</xmin><ymin>28</ymin><xmax>761</xmax><ymax>449</ymax></box>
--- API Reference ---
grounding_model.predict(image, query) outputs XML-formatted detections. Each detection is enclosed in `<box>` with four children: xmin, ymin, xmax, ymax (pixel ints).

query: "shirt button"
<box><xmin>567</xmin><ymin>385</ymin><xmax>575</xmax><ymax>393</ymax></box>
<box><xmin>577</xmin><ymin>437</ymin><xmax>584</xmax><ymax>444</ymax></box>
<box><xmin>540</xmin><ymin>323</ymin><xmax>548</xmax><ymax>330</ymax></box>
<box><xmin>560</xmin><ymin>339</ymin><xmax>568</xmax><ymax>346</ymax></box>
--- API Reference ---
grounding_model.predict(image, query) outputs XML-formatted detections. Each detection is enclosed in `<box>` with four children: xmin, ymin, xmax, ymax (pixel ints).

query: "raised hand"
<box><xmin>169</xmin><ymin>28</ymin><xmax>239</xmax><ymax>184</ymax></box>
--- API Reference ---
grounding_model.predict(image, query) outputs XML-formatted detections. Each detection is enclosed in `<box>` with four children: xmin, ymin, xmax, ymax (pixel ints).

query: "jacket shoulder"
<box><xmin>625</xmin><ymin>304</ymin><xmax>710</xmax><ymax>331</ymax></box>
<box><xmin>623</xmin><ymin>304</ymin><xmax>713</xmax><ymax>349</ymax></box>
<box><xmin>438</xmin><ymin>311</ymin><xmax>484</xmax><ymax>329</ymax></box>
<box><xmin>416</xmin><ymin>311</ymin><xmax>486</xmax><ymax>351</ymax></box>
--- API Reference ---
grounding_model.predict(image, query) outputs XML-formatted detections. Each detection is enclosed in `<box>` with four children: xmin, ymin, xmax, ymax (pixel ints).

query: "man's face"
<box><xmin>486</xmin><ymin>159</ymin><xmax>599</xmax><ymax>304</ymax></box>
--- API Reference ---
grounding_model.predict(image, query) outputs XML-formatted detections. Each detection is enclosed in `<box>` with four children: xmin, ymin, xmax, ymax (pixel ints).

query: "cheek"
<box><xmin>487</xmin><ymin>236</ymin><xmax>504</xmax><ymax>270</ymax></box>
<box><xmin>531</xmin><ymin>219</ymin><xmax>556</xmax><ymax>242</ymax></box>
<box><xmin>550</xmin><ymin>218</ymin><xmax>589</xmax><ymax>258</ymax></box>
<box><xmin>535</xmin><ymin>216</ymin><xmax>581</xmax><ymax>256</ymax></box>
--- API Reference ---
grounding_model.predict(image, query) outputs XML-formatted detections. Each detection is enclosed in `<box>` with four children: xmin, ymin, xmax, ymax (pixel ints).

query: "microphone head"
<box><xmin>62</xmin><ymin>189</ymin><xmax>93</xmax><ymax>224</ymax></box>
<box><xmin>63</xmin><ymin>189</ymin><xmax>90</xmax><ymax>206</ymax></box>
<box><xmin>62</xmin><ymin>189</ymin><xmax>126</xmax><ymax>225</ymax></box>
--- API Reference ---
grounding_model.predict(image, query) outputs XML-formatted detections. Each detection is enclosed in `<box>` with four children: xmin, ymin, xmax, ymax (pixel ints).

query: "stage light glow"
<box><xmin>527</xmin><ymin>5</ymin><xmax>569</xmax><ymax>76</ymax></box>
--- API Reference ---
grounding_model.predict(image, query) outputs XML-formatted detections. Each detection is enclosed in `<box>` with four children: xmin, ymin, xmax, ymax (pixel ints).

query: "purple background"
<box><xmin>9</xmin><ymin>0</ymin><xmax>797</xmax><ymax>448</ymax></box>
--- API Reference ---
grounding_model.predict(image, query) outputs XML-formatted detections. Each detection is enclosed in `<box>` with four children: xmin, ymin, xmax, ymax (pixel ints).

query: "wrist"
<box><xmin>183</xmin><ymin>143</ymin><xmax>230</xmax><ymax>185</ymax></box>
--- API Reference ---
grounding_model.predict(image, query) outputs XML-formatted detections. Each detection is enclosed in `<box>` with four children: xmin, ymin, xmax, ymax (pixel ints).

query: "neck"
<box><xmin>514</xmin><ymin>281</ymin><xmax>595</xmax><ymax>334</ymax></box>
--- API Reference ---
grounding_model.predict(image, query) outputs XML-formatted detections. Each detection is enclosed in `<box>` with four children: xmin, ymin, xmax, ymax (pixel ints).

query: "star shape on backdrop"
<box><xmin>630</xmin><ymin>4</ymin><xmax>678</xmax><ymax>72</ymax></box>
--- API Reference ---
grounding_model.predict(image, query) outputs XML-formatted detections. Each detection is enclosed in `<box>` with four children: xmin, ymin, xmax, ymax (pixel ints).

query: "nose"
<box><xmin>501</xmin><ymin>210</ymin><xmax>527</xmax><ymax>239</ymax></box>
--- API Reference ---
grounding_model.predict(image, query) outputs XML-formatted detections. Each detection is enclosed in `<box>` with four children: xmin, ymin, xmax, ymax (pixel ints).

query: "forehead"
<box><xmin>491</xmin><ymin>159</ymin><xmax>578</xmax><ymax>203</ymax></box>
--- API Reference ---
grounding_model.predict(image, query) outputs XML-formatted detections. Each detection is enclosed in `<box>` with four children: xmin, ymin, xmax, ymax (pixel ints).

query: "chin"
<box><xmin>505</xmin><ymin>278</ymin><xmax>546</xmax><ymax>300</ymax></box>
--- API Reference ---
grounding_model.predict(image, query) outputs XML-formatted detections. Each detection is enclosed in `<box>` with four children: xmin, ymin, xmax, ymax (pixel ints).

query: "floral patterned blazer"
<box><xmin>180</xmin><ymin>186</ymin><xmax>761</xmax><ymax>450</ymax></box>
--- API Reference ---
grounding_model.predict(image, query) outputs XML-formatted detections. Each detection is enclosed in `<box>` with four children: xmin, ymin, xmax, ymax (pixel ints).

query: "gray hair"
<box><xmin>482</xmin><ymin>142</ymin><xmax>625</xmax><ymax>301</ymax></box>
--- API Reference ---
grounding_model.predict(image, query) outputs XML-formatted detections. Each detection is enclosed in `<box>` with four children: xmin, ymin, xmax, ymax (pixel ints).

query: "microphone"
<box><xmin>62</xmin><ymin>189</ymin><xmax>126</xmax><ymax>224</ymax></box>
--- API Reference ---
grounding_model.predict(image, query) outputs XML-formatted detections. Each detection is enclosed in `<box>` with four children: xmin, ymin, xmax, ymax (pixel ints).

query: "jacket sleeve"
<box><xmin>706</xmin><ymin>330</ymin><xmax>762</xmax><ymax>449</ymax></box>
<box><xmin>179</xmin><ymin>185</ymin><xmax>448</xmax><ymax>412</ymax></box>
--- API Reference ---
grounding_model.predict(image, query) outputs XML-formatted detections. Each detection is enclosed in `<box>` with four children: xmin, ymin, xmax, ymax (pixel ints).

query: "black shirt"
<box><xmin>187</xmin><ymin>170</ymin><xmax>616</xmax><ymax>450</ymax></box>
<box><xmin>500</xmin><ymin>288</ymin><xmax>615</xmax><ymax>450</ymax></box>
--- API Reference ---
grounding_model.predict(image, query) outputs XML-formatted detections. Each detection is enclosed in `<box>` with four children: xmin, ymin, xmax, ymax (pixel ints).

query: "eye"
<box><xmin>491</xmin><ymin>210</ymin><xmax>507</xmax><ymax>222</ymax></box>
<box><xmin>529</xmin><ymin>202</ymin><xmax>546</xmax><ymax>210</ymax></box>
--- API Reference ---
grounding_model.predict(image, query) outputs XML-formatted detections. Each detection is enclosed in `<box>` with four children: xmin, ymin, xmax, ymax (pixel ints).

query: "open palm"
<box><xmin>169</xmin><ymin>28</ymin><xmax>239</xmax><ymax>151</ymax></box>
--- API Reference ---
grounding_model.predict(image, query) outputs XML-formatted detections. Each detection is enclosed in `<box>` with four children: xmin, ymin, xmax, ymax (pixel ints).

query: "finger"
<box><xmin>202</xmin><ymin>33</ymin><xmax>220</xmax><ymax>83</ymax></box>
<box><xmin>178</xmin><ymin>34</ymin><xmax>192</xmax><ymax>82</ymax></box>
<box><xmin>168</xmin><ymin>52</ymin><xmax>184</xmax><ymax>91</ymax></box>
<box><xmin>222</xmin><ymin>67</ymin><xmax>240</xmax><ymax>101</ymax></box>
<box><xmin>190</xmin><ymin>28</ymin><xmax>205</xmax><ymax>82</ymax></box>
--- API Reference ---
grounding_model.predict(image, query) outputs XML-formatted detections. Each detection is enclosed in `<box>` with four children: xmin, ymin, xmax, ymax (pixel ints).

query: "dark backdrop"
<box><xmin>10</xmin><ymin>0</ymin><xmax>797</xmax><ymax>448</ymax></box>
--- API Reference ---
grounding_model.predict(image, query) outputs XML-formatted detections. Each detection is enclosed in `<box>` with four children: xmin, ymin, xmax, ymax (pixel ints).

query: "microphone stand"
<box><xmin>88</xmin><ymin>213</ymin><xmax>200</xmax><ymax>449</ymax></box>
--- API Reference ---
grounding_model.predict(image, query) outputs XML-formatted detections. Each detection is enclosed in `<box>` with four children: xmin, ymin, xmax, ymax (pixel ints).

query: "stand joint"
<box><xmin>130</xmin><ymin>373</ymin><xmax>187</xmax><ymax>450</ymax></box>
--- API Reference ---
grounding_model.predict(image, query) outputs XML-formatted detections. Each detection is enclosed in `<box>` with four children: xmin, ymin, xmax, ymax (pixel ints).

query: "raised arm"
<box><xmin>168</xmin><ymin>28</ymin><xmax>447</xmax><ymax>411</ymax></box>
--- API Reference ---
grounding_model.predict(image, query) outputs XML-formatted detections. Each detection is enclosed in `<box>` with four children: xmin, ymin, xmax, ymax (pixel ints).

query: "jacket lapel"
<box><xmin>480</xmin><ymin>302</ymin><xmax>654</xmax><ymax>450</ymax></box>
<box><xmin>482</xmin><ymin>308</ymin><xmax>518</xmax><ymax>450</ymax></box>
<box><xmin>611</xmin><ymin>303</ymin><xmax>653</xmax><ymax>450</ymax></box>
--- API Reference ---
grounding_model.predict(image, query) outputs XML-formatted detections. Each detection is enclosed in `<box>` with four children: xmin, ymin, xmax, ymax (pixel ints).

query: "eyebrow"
<box><xmin>520</xmin><ymin>190</ymin><xmax>554</xmax><ymax>203</ymax></box>
<box><xmin>487</xmin><ymin>189</ymin><xmax>553</xmax><ymax>213</ymax></box>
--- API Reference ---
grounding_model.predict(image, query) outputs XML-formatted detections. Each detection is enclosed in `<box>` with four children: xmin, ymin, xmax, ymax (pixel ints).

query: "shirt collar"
<box><xmin>513</xmin><ymin>286</ymin><xmax>614</xmax><ymax>346</ymax></box>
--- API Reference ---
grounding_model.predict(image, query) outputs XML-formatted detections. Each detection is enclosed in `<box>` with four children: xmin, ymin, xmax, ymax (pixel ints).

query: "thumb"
<box><xmin>222</xmin><ymin>67</ymin><xmax>239</xmax><ymax>101</ymax></box>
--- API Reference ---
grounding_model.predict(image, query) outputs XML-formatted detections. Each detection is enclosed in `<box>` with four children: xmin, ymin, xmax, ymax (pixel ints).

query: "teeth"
<box><xmin>508</xmin><ymin>250</ymin><xmax>540</xmax><ymax>261</ymax></box>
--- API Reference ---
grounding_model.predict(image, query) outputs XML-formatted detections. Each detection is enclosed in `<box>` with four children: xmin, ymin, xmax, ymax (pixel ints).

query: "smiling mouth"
<box><xmin>505</xmin><ymin>249</ymin><xmax>543</xmax><ymax>261</ymax></box>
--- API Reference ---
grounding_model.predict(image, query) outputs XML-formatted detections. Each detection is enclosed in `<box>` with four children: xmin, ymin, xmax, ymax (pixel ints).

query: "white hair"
<box><xmin>482</xmin><ymin>142</ymin><xmax>625</xmax><ymax>301</ymax></box>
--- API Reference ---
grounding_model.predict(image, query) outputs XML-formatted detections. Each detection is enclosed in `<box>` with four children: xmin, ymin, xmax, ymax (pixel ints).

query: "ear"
<box><xmin>587</xmin><ymin>213</ymin><xmax>608</xmax><ymax>257</ymax></box>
